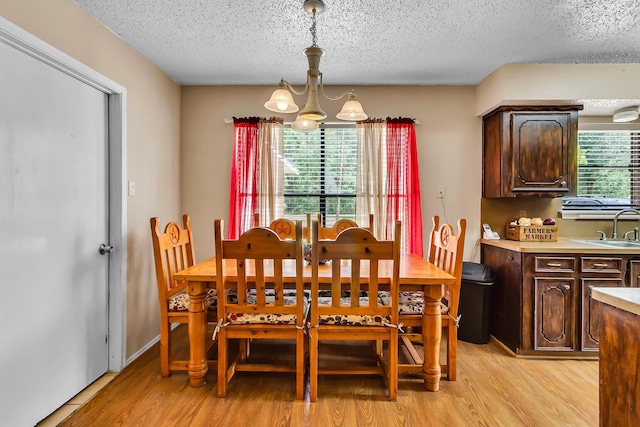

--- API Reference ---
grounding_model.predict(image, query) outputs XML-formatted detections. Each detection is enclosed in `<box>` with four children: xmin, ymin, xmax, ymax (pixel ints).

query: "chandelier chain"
<box><xmin>310</xmin><ymin>8</ymin><xmax>318</xmax><ymax>47</ymax></box>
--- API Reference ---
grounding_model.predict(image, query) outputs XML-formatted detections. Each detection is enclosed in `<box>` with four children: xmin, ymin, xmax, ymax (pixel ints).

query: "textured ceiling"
<box><xmin>74</xmin><ymin>0</ymin><xmax>640</xmax><ymax>114</ymax></box>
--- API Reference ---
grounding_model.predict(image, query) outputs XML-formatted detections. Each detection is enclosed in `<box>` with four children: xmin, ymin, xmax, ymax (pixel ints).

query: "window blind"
<box><xmin>566</xmin><ymin>131</ymin><xmax>640</xmax><ymax>209</ymax></box>
<box><xmin>282</xmin><ymin>126</ymin><xmax>357</xmax><ymax>224</ymax></box>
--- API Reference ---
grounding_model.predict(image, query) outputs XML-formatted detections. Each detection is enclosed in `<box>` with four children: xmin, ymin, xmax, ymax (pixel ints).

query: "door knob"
<box><xmin>99</xmin><ymin>243</ymin><xmax>114</xmax><ymax>255</ymax></box>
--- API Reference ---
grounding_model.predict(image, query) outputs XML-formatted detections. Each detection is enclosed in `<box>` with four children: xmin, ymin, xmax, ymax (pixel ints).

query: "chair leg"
<box><xmin>217</xmin><ymin>330</ymin><xmax>228</xmax><ymax>397</ymax></box>
<box><xmin>446</xmin><ymin>325</ymin><xmax>457</xmax><ymax>381</ymax></box>
<box><xmin>309</xmin><ymin>330</ymin><xmax>318</xmax><ymax>402</ymax></box>
<box><xmin>238</xmin><ymin>338</ymin><xmax>249</xmax><ymax>363</ymax></box>
<box><xmin>160</xmin><ymin>320</ymin><xmax>171</xmax><ymax>377</ymax></box>
<box><xmin>295</xmin><ymin>328</ymin><xmax>305</xmax><ymax>400</ymax></box>
<box><xmin>375</xmin><ymin>339</ymin><xmax>383</xmax><ymax>356</ymax></box>
<box><xmin>388</xmin><ymin>331</ymin><xmax>398</xmax><ymax>401</ymax></box>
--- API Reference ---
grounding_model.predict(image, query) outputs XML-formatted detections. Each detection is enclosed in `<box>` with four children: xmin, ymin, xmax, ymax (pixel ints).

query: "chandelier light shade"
<box><xmin>612</xmin><ymin>106</ymin><xmax>640</xmax><ymax>123</ymax></box>
<box><xmin>336</xmin><ymin>93</ymin><xmax>368</xmax><ymax>121</ymax></box>
<box><xmin>291</xmin><ymin>115</ymin><xmax>320</xmax><ymax>132</ymax></box>
<box><xmin>264</xmin><ymin>0</ymin><xmax>367</xmax><ymax>130</ymax></box>
<box><xmin>264</xmin><ymin>81</ymin><xmax>299</xmax><ymax>113</ymax></box>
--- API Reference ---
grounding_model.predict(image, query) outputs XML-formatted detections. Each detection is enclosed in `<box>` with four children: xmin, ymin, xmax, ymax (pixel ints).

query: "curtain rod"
<box><xmin>223</xmin><ymin>118</ymin><xmax>421</xmax><ymax>125</ymax></box>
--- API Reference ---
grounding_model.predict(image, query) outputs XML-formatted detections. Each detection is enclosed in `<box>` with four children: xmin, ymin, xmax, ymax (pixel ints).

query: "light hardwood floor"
<box><xmin>48</xmin><ymin>326</ymin><xmax>598</xmax><ymax>427</ymax></box>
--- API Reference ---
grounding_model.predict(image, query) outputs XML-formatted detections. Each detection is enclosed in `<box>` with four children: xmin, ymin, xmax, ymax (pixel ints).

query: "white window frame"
<box><xmin>561</xmin><ymin>119</ymin><xmax>640</xmax><ymax>220</ymax></box>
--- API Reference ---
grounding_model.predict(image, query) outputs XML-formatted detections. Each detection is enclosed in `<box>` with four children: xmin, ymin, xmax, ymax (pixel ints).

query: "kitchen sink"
<box><xmin>572</xmin><ymin>239</ymin><xmax>640</xmax><ymax>248</ymax></box>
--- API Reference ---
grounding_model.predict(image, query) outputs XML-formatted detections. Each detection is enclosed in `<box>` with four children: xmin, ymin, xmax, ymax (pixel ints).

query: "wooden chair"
<box><xmin>214</xmin><ymin>219</ymin><xmax>307</xmax><ymax>399</ymax></box>
<box><xmin>150</xmin><ymin>215</ymin><xmax>217</xmax><ymax>377</ymax></box>
<box><xmin>308</xmin><ymin>220</ymin><xmax>402</xmax><ymax>401</ymax></box>
<box><xmin>317</xmin><ymin>213</ymin><xmax>375</xmax><ymax>240</ymax></box>
<box><xmin>394</xmin><ymin>216</ymin><xmax>466</xmax><ymax>381</ymax></box>
<box><xmin>253</xmin><ymin>213</ymin><xmax>297</xmax><ymax>240</ymax></box>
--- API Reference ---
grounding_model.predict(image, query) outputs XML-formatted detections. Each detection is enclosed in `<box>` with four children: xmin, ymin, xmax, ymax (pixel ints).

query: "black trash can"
<box><xmin>458</xmin><ymin>262</ymin><xmax>495</xmax><ymax>344</ymax></box>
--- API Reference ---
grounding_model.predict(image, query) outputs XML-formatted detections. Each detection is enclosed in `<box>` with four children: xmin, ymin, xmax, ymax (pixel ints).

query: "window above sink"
<box><xmin>561</xmin><ymin>129</ymin><xmax>640</xmax><ymax>219</ymax></box>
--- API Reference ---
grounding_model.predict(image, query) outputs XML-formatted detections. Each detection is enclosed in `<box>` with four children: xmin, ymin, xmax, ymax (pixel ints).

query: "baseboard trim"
<box><xmin>124</xmin><ymin>323</ymin><xmax>180</xmax><ymax>367</ymax></box>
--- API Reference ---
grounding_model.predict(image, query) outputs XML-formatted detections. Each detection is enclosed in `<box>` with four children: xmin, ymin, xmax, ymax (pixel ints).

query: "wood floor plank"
<box><xmin>57</xmin><ymin>326</ymin><xmax>598</xmax><ymax>427</ymax></box>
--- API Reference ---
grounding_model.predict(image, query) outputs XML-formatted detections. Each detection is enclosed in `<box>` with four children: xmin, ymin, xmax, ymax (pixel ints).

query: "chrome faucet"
<box><xmin>623</xmin><ymin>227</ymin><xmax>640</xmax><ymax>241</ymax></box>
<box><xmin>612</xmin><ymin>208</ymin><xmax>640</xmax><ymax>239</ymax></box>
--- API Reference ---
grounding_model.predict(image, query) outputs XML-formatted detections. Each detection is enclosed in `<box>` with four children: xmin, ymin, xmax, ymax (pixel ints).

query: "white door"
<box><xmin>0</xmin><ymin>40</ymin><xmax>110</xmax><ymax>426</ymax></box>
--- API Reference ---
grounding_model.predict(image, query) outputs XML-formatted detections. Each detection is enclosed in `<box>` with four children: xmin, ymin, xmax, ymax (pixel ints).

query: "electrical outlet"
<box><xmin>436</xmin><ymin>185</ymin><xmax>445</xmax><ymax>198</ymax></box>
<box><xmin>128</xmin><ymin>180</ymin><xmax>136</xmax><ymax>196</ymax></box>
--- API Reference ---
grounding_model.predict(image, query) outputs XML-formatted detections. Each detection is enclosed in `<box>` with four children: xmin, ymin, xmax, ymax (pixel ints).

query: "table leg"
<box><xmin>422</xmin><ymin>284</ymin><xmax>443</xmax><ymax>391</ymax></box>
<box><xmin>187</xmin><ymin>281</ymin><xmax>208</xmax><ymax>387</ymax></box>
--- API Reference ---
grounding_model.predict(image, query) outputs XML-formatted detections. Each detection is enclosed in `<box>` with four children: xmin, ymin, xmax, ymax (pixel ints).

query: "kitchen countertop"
<box><xmin>592</xmin><ymin>287</ymin><xmax>640</xmax><ymax>316</ymax></box>
<box><xmin>481</xmin><ymin>237</ymin><xmax>640</xmax><ymax>254</ymax></box>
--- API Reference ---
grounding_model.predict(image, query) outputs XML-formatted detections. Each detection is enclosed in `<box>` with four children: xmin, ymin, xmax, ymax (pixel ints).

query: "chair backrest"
<box><xmin>150</xmin><ymin>215</ymin><xmax>196</xmax><ymax>312</ymax></box>
<box><xmin>303</xmin><ymin>213</ymin><xmax>321</xmax><ymax>242</ymax></box>
<box><xmin>427</xmin><ymin>216</ymin><xmax>466</xmax><ymax>317</ymax></box>
<box><xmin>214</xmin><ymin>219</ymin><xmax>305</xmax><ymax>324</ymax></box>
<box><xmin>317</xmin><ymin>214</ymin><xmax>375</xmax><ymax>240</ymax></box>
<box><xmin>310</xmin><ymin>220</ymin><xmax>401</xmax><ymax>323</ymax></box>
<box><xmin>253</xmin><ymin>213</ymin><xmax>298</xmax><ymax>240</ymax></box>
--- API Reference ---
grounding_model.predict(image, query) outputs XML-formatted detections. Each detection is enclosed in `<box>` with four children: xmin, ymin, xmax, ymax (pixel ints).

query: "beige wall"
<box><xmin>480</xmin><ymin>198</ymin><xmax>626</xmax><ymax>240</ymax></box>
<box><xmin>1</xmin><ymin>0</ymin><xmax>182</xmax><ymax>359</ymax></box>
<box><xmin>180</xmin><ymin>85</ymin><xmax>483</xmax><ymax>263</ymax></box>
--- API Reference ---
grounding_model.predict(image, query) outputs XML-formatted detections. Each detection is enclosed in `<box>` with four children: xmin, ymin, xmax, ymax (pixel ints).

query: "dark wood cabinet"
<box><xmin>534</xmin><ymin>277</ymin><xmax>575</xmax><ymax>351</ymax></box>
<box><xmin>595</xmin><ymin>298</ymin><xmax>640</xmax><ymax>427</ymax></box>
<box><xmin>482</xmin><ymin>105</ymin><xmax>582</xmax><ymax>198</ymax></box>
<box><xmin>628</xmin><ymin>259</ymin><xmax>640</xmax><ymax>287</ymax></box>
<box><xmin>482</xmin><ymin>244</ymin><xmax>633</xmax><ymax>357</ymax></box>
<box><xmin>581</xmin><ymin>277</ymin><xmax>623</xmax><ymax>350</ymax></box>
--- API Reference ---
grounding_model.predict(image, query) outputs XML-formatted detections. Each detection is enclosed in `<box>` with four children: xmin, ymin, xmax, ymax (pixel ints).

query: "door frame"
<box><xmin>0</xmin><ymin>17</ymin><xmax>127</xmax><ymax>371</ymax></box>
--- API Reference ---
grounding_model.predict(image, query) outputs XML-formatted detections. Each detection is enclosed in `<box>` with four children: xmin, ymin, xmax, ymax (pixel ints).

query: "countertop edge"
<box><xmin>592</xmin><ymin>288</ymin><xmax>640</xmax><ymax>316</ymax></box>
<box><xmin>481</xmin><ymin>237</ymin><xmax>640</xmax><ymax>253</ymax></box>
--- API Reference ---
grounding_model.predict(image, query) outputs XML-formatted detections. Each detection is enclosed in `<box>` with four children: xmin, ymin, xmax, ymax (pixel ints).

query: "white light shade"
<box><xmin>264</xmin><ymin>87</ymin><xmax>299</xmax><ymax>113</ymax></box>
<box><xmin>336</xmin><ymin>94</ymin><xmax>368</xmax><ymax>121</ymax></box>
<box><xmin>613</xmin><ymin>106</ymin><xmax>640</xmax><ymax>123</ymax></box>
<box><xmin>291</xmin><ymin>115</ymin><xmax>319</xmax><ymax>132</ymax></box>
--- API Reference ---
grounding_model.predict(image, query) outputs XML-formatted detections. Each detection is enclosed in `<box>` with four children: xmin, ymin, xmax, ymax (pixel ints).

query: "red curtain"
<box><xmin>385</xmin><ymin>118</ymin><xmax>424</xmax><ymax>256</ymax></box>
<box><xmin>228</xmin><ymin>117</ymin><xmax>261</xmax><ymax>239</ymax></box>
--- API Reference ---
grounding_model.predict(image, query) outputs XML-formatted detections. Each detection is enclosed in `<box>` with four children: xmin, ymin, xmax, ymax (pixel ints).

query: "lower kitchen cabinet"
<box><xmin>534</xmin><ymin>277</ymin><xmax>575</xmax><ymax>351</ymax></box>
<box><xmin>581</xmin><ymin>277</ymin><xmax>623</xmax><ymax>350</ymax></box>
<box><xmin>482</xmin><ymin>244</ymin><xmax>635</xmax><ymax>357</ymax></box>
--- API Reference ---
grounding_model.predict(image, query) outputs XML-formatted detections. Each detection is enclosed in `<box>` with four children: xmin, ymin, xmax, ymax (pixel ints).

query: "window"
<box><xmin>283</xmin><ymin>126</ymin><xmax>358</xmax><ymax>225</ymax></box>
<box><xmin>230</xmin><ymin>117</ymin><xmax>422</xmax><ymax>253</ymax></box>
<box><xmin>563</xmin><ymin>130</ymin><xmax>640</xmax><ymax>211</ymax></box>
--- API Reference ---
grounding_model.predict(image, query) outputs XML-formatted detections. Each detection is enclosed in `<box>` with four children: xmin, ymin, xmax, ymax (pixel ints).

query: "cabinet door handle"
<box><xmin>593</xmin><ymin>263</ymin><xmax>609</xmax><ymax>268</ymax></box>
<box><xmin>547</xmin><ymin>263</ymin><xmax>562</xmax><ymax>267</ymax></box>
<box><xmin>563</xmin><ymin>284</ymin><xmax>570</xmax><ymax>290</ymax></box>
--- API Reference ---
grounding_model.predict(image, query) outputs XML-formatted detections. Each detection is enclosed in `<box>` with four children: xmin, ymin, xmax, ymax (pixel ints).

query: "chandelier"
<box><xmin>264</xmin><ymin>0</ymin><xmax>368</xmax><ymax>132</ymax></box>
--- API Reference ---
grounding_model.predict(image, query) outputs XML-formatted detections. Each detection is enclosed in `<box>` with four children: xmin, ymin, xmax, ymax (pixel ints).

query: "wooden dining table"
<box><xmin>174</xmin><ymin>253</ymin><xmax>456</xmax><ymax>391</ymax></box>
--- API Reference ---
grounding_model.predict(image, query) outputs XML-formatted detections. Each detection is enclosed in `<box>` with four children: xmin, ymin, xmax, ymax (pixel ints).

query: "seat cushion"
<box><xmin>168</xmin><ymin>288</ymin><xmax>217</xmax><ymax>312</ymax></box>
<box><xmin>226</xmin><ymin>291</ymin><xmax>310</xmax><ymax>325</ymax></box>
<box><xmin>378</xmin><ymin>291</ymin><xmax>449</xmax><ymax>315</ymax></box>
<box><xmin>316</xmin><ymin>296</ymin><xmax>391</xmax><ymax>326</ymax></box>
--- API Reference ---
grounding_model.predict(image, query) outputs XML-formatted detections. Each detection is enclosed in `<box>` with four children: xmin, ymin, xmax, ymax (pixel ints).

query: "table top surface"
<box><xmin>175</xmin><ymin>253</ymin><xmax>455</xmax><ymax>286</ymax></box>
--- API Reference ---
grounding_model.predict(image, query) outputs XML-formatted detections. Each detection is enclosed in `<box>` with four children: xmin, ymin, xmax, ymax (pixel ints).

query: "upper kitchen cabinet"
<box><xmin>483</xmin><ymin>105</ymin><xmax>583</xmax><ymax>198</ymax></box>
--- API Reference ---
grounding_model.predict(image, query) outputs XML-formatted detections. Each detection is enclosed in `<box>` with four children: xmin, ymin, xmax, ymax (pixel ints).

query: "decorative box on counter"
<box><xmin>505</xmin><ymin>224</ymin><xmax>558</xmax><ymax>242</ymax></box>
